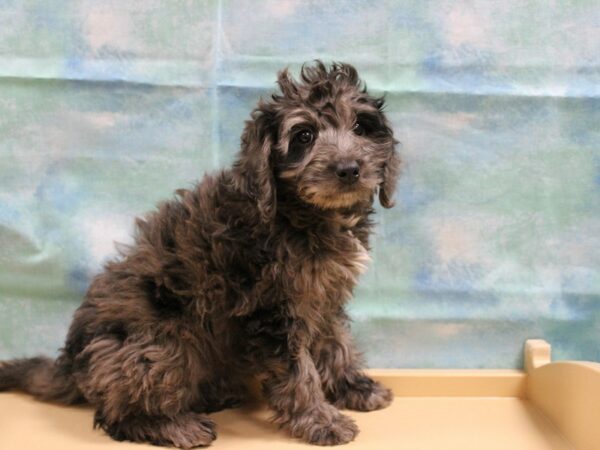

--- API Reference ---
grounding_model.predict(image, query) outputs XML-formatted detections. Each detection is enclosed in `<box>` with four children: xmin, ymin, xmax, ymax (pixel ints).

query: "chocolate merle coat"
<box><xmin>0</xmin><ymin>61</ymin><xmax>400</xmax><ymax>448</ymax></box>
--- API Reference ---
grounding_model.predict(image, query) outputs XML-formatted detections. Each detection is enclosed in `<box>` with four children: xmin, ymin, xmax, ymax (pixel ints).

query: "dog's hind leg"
<box><xmin>76</xmin><ymin>334</ymin><xmax>217</xmax><ymax>448</ymax></box>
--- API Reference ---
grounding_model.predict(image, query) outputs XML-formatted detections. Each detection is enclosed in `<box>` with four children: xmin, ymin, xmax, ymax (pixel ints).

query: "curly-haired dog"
<box><xmin>0</xmin><ymin>61</ymin><xmax>400</xmax><ymax>448</ymax></box>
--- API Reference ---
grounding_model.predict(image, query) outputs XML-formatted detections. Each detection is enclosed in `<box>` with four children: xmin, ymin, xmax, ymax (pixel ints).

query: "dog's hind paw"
<box><xmin>101</xmin><ymin>412</ymin><xmax>216</xmax><ymax>449</ymax></box>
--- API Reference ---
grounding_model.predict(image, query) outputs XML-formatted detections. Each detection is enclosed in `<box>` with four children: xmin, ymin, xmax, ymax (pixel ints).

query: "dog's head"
<box><xmin>233</xmin><ymin>61</ymin><xmax>400</xmax><ymax>222</ymax></box>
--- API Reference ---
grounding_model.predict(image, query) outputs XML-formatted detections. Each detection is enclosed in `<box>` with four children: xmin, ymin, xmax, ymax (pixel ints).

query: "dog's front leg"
<box><xmin>262</xmin><ymin>346</ymin><xmax>359</xmax><ymax>445</ymax></box>
<box><xmin>314</xmin><ymin>320</ymin><xmax>393</xmax><ymax>412</ymax></box>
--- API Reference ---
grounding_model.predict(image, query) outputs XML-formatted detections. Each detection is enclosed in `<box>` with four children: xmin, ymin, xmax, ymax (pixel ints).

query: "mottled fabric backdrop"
<box><xmin>0</xmin><ymin>0</ymin><xmax>599</xmax><ymax>368</ymax></box>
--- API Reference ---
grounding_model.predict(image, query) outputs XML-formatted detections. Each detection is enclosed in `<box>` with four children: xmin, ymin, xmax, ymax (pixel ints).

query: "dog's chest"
<box><xmin>289</xmin><ymin>229</ymin><xmax>370</xmax><ymax>306</ymax></box>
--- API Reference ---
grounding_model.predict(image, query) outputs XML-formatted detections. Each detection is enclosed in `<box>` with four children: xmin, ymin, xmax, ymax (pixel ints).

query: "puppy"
<box><xmin>0</xmin><ymin>61</ymin><xmax>400</xmax><ymax>448</ymax></box>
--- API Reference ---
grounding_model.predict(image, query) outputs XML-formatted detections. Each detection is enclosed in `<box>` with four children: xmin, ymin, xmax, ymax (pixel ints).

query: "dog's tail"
<box><xmin>0</xmin><ymin>356</ymin><xmax>83</xmax><ymax>404</ymax></box>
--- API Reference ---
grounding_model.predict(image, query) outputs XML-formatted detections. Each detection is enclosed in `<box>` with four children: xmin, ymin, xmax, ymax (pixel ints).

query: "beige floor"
<box><xmin>0</xmin><ymin>392</ymin><xmax>571</xmax><ymax>450</ymax></box>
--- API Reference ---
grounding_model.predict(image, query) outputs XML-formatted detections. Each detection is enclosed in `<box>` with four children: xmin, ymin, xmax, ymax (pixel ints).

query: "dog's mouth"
<box><xmin>298</xmin><ymin>179</ymin><xmax>375</xmax><ymax>209</ymax></box>
<box><xmin>313</xmin><ymin>192</ymin><xmax>363</xmax><ymax>209</ymax></box>
<box><xmin>289</xmin><ymin>159</ymin><xmax>382</xmax><ymax>210</ymax></box>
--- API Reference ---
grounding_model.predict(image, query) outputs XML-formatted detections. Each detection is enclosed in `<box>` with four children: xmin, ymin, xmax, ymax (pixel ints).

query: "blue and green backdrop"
<box><xmin>1</xmin><ymin>0</ymin><xmax>599</xmax><ymax>368</ymax></box>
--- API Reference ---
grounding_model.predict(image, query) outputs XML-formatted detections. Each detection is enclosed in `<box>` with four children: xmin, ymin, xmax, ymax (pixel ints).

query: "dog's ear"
<box><xmin>373</xmin><ymin>95</ymin><xmax>401</xmax><ymax>209</ymax></box>
<box><xmin>379</xmin><ymin>145</ymin><xmax>401</xmax><ymax>208</ymax></box>
<box><xmin>233</xmin><ymin>101</ymin><xmax>279</xmax><ymax>222</ymax></box>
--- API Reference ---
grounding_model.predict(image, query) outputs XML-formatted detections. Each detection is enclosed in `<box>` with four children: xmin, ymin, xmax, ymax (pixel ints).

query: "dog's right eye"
<box><xmin>296</xmin><ymin>129</ymin><xmax>314</xmax><ymax>145</ymax></box>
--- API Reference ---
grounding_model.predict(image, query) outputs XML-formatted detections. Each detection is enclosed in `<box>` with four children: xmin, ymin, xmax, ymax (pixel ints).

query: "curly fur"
<box><xmin>0</xmin><ymin>61</ymin><xmax>400</xmax><ymax>448</ymax></box>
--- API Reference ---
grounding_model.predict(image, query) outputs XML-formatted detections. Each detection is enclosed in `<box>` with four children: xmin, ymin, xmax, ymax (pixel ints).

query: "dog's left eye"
<box><xmin>297</xmin><ymin>129</ymin><xmax>314</xmax><ymax>144</ymax></box>
<box><xmin>352</xmin><ymin>122</ymin><xmax>365</xmax><ymax>136</ymax></box>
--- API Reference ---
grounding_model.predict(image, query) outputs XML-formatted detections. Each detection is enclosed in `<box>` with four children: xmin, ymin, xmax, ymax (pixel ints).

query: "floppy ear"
<box><xmin>232</xmin><ymin>102</ymin><xmax>278</xmax><ymax>222</ymax></box>
<box><xmin>379</xmin><ymin>142</ymin><xmax>401</xmax><ymax>208</ymax></box>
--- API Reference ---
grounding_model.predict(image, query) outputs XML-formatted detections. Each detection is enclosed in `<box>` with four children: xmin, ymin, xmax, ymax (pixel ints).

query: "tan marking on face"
<box><xmin>300</xmin><ymin>189</ymin><xmax>363</xmax><ymax>209</ymax></box>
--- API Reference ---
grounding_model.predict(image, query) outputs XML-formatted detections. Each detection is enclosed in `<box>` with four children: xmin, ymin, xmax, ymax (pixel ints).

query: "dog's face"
<box><xmin>234</xmin><ymin>62</ymin><xmax>400</xmax><ymax>220</ymax></box>
<box><xmin>275</xmin><ymin>76</ymin><xmax>396</xmax><ymax>210</ymax></box>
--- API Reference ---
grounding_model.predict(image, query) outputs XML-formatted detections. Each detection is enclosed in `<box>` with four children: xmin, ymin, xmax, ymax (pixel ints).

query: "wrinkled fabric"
<box><xmin>0</xmin><ymin>0</ymin><xmax>598</xmax><ymax>368</ymax></box>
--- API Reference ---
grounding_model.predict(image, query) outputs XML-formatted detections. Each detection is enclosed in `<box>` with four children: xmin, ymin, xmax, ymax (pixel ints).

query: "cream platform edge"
<box><xmin>1</xmin><ymin>339</ymin><xmax>599</xmax><ymax>449</ymax></box>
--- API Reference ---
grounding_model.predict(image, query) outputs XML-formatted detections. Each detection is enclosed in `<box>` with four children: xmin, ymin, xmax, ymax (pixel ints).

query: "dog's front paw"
<box><xmin>306</xmin><ymin>410</ymin><xmax>358</xmax><ymax>446</ymax></box>
<box><xmin>333</xmin><ymin>376</ymin><xmax>393</xmax><ymax>411</ymax></box>
<box><xmin>291</xmin><ymin>405</ymin><xmax>359</xmax><ymax>446</ymax></box>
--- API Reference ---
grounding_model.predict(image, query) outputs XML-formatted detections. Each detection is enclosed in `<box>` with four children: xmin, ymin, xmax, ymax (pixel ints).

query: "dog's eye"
<box><xmin>297</xmin><ymin>129</ymin><xmax>314</xmax><ymax>145</ymax></box>
<box><xmin>352</xmin><ymin>122</ymin><xmax>365</xmax><ymax>136</ymax></box>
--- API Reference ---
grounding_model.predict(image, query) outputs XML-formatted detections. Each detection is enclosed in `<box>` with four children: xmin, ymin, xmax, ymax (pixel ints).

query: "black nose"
<box><xmin>335</xmin><ymin>161</ymin><xmax>360</xmax><ymax>184</ymax></box>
